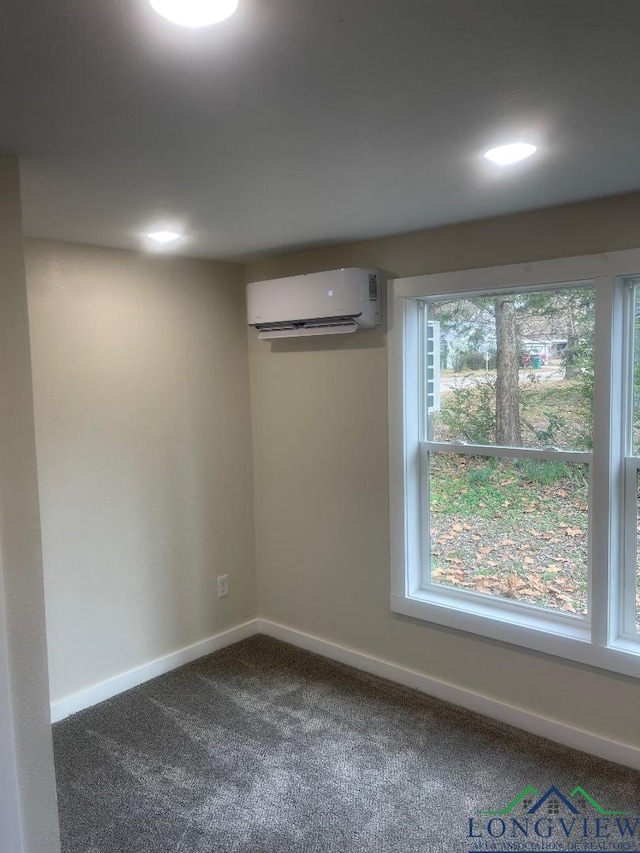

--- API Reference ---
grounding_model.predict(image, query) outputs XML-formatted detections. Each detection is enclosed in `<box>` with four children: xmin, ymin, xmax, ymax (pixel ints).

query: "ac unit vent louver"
<box><xmin>256</xmin><ymin>316</ymin><xmax>361</xmax><ymax>339</ymax></box>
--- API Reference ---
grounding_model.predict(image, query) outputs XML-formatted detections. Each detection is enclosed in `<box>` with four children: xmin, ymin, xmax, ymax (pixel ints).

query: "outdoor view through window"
<box><xmin>424</xmin><ymin>287</ymin><xmax>594</xmax><ymax>618</ymax></box>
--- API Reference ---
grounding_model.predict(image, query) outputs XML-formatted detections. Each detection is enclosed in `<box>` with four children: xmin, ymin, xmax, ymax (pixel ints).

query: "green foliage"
<box><xmin>452</xmin><ymin>351</ymin><xmax>496</xmax><ymax>372</ymax></box>
<box><xmin>513</xmin><ymin>458</ymin><xmax>571</xmax><ymax>486</ymax></box>
<box><xmin>436</xmin><ymin>378</ymin><xmax>591</xmax><ymax>451</ymax></box>
<box><xmin>521</xmin><ymin>381</ymin><xmax>592</xmax><ymax>450</ymax></box>
<box><xmin>573</xmin><ymin>369</ymin><xmax>594</xmax><ymax>450</ymax></box>
<box><xmin>468</xmin><ymin>461</ymin><xmax>494</xmax><ymax>486</ymax></box>
<box><xmin>437</xmin><ymin>376</ymin><xmax>496</xmax><ymax>444</ymax></box>
<box><xmin>430</xmin><ymin>285</ymin><xmax>596</xmax><ymax>451</ymax></box>
<box><xmin>429</xmin><ymin>454</ymin><xmax>525</xmax><ymax>520</ymax></box>
<box><xmin>429</xmin><ymin>454</ymin><xmax>586</xmax><ymax>521</ymax></box>
<box><xmin>528</xmin><ymin>413</ymin><xmax>567</xmax><ymax>446</ymax></box>
<box><xmin>632</xmin><ymin>305</ymin><xmax>640</xmax><ymax>452</ymax></box>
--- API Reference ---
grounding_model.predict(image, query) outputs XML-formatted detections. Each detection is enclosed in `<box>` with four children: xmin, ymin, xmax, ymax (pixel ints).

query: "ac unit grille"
<box><xmin>304</xmin><ymin>318</ymin><xmax>357</xmax><ymax>330</ymax></box>
<box><xmin>255</xmin><ymin>315</ymin><xmax>361</xmax><ymax>339</ymax></box>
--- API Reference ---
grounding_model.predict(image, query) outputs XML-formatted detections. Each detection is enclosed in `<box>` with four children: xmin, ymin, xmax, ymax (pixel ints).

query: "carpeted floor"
<box><xmin>53</xmin><ymin>635</ymin><xmax>639</xmax><ymax>853</ymax></box>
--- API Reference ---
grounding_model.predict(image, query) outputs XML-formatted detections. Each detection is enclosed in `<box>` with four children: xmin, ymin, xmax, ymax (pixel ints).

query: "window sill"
<box><xmin>391</xmin><ymin>591</ymin><xmax>640</xmax><ymax>680</ymax></box>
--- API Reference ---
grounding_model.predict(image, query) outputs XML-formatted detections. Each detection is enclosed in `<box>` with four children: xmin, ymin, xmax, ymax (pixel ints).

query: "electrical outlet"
<box><xmin>217</xmin><ymin>575</ymin><xmax>229</xmax><ymax>598</ymax></box>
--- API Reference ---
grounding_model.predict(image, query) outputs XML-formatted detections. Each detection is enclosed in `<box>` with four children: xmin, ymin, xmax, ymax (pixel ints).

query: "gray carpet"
<box><xmin>53</xmin><ymin>635</ymin><xmax>639</xmax><ymax>853</ymax></box>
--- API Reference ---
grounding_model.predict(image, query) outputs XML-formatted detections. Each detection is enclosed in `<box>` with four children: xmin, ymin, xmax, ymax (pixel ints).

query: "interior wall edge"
<box><xmin>0</xmin><ymin>155</ymin><xmax>60</xmax><ymax>853</ymax></box>
<box><xmin>0</xmin><ymin>563</ymin><xmax>24</xmax><ymax>852</ymax></box>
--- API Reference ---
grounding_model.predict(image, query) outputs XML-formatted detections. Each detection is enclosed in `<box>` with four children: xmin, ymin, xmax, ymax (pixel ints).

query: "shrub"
<box><xmin>438</xmin><ymin>376</ymin><xmax>496</xmax><ymax>443</ymax></box>
<box><xmin>452</xmin><ymin>350</ymin><xmax>496</xmax><ymax>372</ymax></box>
<box><xmin>514</xmin><ymin>458</ymin><xmax>570</xmax><ymax>485</ymax></box>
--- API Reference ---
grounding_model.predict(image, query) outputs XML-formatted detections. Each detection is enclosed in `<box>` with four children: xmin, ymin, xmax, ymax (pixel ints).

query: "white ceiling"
<box><xmin>3</xmin><ymin>0</ymin><xmax>640</xmax><ymax>261</ymax></box>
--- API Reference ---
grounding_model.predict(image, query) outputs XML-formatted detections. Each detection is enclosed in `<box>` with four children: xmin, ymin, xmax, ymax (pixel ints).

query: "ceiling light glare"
<box><xmin>484</xmin><ymin>143</ymin><xmax>537</xmax><ymax>165</ymax></box>
<box><xmin>149</xmin><ymin>0</ymin><xmax>238</xmax><ymax>27</ymax></box>
<box><xmin>147</xmin><ymin>230</ymin><xmax>182</xmax><ymax>244</ymax></box>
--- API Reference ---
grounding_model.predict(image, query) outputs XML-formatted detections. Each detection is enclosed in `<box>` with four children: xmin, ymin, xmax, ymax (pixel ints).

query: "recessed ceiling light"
<box><xmin>147</xmin><ymin>230</ymin><xmax>182</xmax><ymax>244</ymax></box>
<box><xmin>484</xmin><ymin>143</ymin><xmax>538</xmax><ymax>165</ymax></box>
<box><xmin>149</xmin><ymin>0</ymin><xmax>238</xmax><ymax>27</ymax></box>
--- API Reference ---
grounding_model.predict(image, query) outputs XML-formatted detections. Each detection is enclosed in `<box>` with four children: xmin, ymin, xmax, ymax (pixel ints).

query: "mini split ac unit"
<box><xmin>246</xmin><ymin>268</ymin><xmax>382</xmax><ymax>339</ymax></box>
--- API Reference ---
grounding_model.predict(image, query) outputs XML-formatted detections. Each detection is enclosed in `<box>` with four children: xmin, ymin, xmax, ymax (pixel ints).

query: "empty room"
<box><xmin>1</xmin><ymin>2</ymin><xmax>640</xmax><ymax>853</ymax></box>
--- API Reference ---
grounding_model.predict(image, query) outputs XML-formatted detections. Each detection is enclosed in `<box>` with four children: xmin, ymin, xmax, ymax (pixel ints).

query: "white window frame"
<box><xmin>621</xmin><ymin>280</ymin><xmax>640</xmax><ymax>644</ymax></box>
<box><xmin>388</xmin><ymin>248</ymin><xmax>640</xmax><ymax>679</ymax></box>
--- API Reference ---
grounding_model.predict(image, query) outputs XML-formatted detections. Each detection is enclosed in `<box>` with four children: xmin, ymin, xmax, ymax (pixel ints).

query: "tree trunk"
<box><xmin>563</xmin><ymin>304</ymin><xmax>578</xmax><ymax>379</ymax></box>
<box><xmin>494</xmin><ymin>297</ymin><xmax>522</xmax><ymax>446</ymax></box>
<box><xmin>564</xmin><ymin>334</ymin><xmax>578</xmax><ymax>379</ymax></box>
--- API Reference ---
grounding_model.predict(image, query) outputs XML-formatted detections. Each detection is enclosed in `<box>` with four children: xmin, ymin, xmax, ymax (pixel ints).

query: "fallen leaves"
<box><xmin>431</xmin><ymin>513</ymin><xmax>588</xmax><ymax>615</ymax></box>
<box><xmin>428</xmin><ymin>455</ymin><xmax>591</xmax><ymax>616</ymax></box>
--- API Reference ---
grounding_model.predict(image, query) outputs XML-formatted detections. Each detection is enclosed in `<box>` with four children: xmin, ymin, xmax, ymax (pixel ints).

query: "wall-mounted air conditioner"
<box><xmin>247</xmin><ymin>268</ymin><xmax>382</xmax><ymax>339</ymax></box>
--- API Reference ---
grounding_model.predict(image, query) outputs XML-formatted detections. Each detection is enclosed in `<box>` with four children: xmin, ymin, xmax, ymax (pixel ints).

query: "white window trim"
<box><xmin>623</xmin><ymin>457</ymin><xmax>640</xmax><ymax>637</ymax></box>
<box><xmin>388</xmin><ymin>249</ymin><xmax>640</xmax><ymax>680</ymax></box>
<box><xmin>619</xmin><ymin>278</ymin><xmax>640</xmax><ymax>647</ymax></box>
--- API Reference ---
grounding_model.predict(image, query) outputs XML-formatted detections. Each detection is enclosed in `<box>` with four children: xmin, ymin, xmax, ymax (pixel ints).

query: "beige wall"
<box><xmin>26</xmin><ymin>240</ymin><xmax>257</xmax><ymax>704</ymax></box>
<box><xmin>0</xmin><ymin>159</ymin><xmax>60</xmax><ymax>852</ymax></box>
<box><xmin>246</xmin><ymin>192</ymin><xmax>640</xmax><ymax>750</ymax></box>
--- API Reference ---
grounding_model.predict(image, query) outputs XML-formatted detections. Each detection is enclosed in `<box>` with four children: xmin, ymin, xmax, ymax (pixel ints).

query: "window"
<box><xmin>388</xmin><ymin>251</ymin><xmax>640</xmax><ymax>677</ymax></box>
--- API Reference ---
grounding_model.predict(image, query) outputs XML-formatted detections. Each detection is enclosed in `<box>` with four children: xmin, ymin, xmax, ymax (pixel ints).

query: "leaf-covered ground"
<box><xmin>429</xmin><ymin>454</ymin><xmax>590</xmax><ymax>615</ymax></box>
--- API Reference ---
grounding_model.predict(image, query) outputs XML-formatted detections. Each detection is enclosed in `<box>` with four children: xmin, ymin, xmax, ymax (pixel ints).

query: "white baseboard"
<box><xmin>51</xmin><ymin>615</ymin><xmax>640</xmax><ymax>771</ymax></box>
<box><xmin>256</xmin><ymin>618</ymin><xmax>640</xmax><ymax>772</ymax></box>
<box><xmin>50</xmin><ymin>619</ymin><xmax>258</xmax><ymax>723</ymax></box>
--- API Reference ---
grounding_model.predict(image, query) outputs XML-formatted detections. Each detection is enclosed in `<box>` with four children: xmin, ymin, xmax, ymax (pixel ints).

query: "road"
<box><xmin>439</xmin><ymin>365</ymin><xmax>563</xmax><ymax>393</ymax></box>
